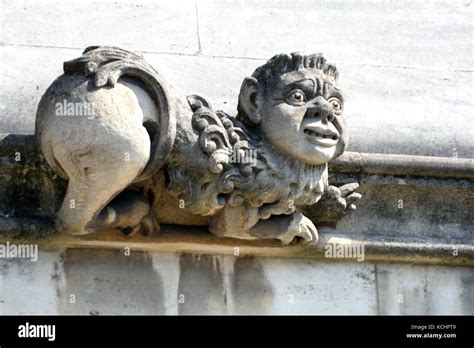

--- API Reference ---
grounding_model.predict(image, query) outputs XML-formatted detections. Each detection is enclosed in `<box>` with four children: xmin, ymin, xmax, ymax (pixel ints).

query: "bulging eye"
<box><xmin>328</xmin><ymin>97</ymin><xmax>343</xmax><ymax>112</ymax></box>
<box><xmin>285</xmin><ymin>89</ymin><xmax>306</xmax><ymax>105</ymax></box>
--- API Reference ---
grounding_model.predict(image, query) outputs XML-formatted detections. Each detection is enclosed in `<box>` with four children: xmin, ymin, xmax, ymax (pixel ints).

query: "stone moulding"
<box><xmin>331</xmin><ymin>152</ymin><xmax>474</xmax><ymax>179</ymax></box>
<box><xmin>32</xmin><ymin>46</ymin><xmax>362</xmax><ymax>246</ymax></box>
<box><xmin>0</xmin><ymin>225</ymin><xmax>473</xmax><ymax>267</ymax></box>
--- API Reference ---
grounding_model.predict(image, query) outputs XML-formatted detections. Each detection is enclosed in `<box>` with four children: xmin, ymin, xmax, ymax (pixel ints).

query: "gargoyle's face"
<box><xmin>259</xmin><ymin>68</ymin><xmax>347</xmax><ymax>165</ymax></box>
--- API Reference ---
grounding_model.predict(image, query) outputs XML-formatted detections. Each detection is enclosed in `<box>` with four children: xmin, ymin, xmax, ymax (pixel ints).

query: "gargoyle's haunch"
<box><xmin>35</xmin><ymin>46</ymin><xmax>360</xmax><ymax>245</ymax></box>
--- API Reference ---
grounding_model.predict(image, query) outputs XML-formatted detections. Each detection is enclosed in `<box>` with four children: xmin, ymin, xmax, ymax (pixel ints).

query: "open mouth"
<box><xmin>303</xmin><ymin>127</ymin><xmax>339</xmax><ymax>147</ymax></box>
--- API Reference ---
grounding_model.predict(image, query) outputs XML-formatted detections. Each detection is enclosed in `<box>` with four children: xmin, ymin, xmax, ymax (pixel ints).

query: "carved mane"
<box><xmin>166</xmin><ymin>99</ymin><xmax>327</xmax><ymax>218</ymax></box>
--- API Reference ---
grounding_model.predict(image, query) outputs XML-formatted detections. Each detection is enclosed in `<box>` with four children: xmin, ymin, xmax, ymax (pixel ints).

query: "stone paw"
<box><xmin>278</xmin><ymin>212</ymin><xmax>318</xmax><ymax>246</ymax></box>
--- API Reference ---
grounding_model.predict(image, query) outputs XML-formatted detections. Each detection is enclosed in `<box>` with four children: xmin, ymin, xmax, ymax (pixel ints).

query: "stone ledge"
<box><xmin>330</xmin><ymin>151</ymin><xmax>474</xmax><ymax>180</ymax></box>
<box><xmin>1</xmin><ymin>226</ymin><xmax>472</xmax><ymax>267</ymax></box>
<box><xmin>331</xmin><ymin>152</ymin><xmax>474</xmax><ymax>189</ymax></box>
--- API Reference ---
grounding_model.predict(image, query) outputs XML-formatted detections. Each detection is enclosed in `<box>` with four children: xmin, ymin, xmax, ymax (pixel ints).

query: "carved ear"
<box><xmin>238</xmin><ymin>77</ymin><xmax>262</xmax><ymax>125</ymax></box>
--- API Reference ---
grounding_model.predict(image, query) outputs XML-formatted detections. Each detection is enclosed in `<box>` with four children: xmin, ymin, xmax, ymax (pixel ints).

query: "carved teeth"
<box><xmin>304</xmin><ymin>129</ymin><xmax>338</xmax><ymax>140</ymax></box>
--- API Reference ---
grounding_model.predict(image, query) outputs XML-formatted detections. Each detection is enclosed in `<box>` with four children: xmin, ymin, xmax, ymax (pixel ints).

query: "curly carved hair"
<box><xmin>237</xmin><ymin>52</ymin><xmax>339</xmax><ymax>127</ymax></box>
<box><xmin>167</xmin><ymin>104</ymin><xmax>327</xmax><ymax>219</ymax></box>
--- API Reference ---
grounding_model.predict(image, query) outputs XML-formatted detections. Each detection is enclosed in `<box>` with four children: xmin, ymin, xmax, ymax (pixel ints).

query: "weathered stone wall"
<box><xmin>0</xmin><ymin>0</ymin><xmax>473</xmax><ymax>315</ymax></box>
<box><xmin>1</xmin><ymin>0</ymin><xmax>473</xmax><ymax>157</ymax></box>
<box><xmin>2</xmin><ymin>249</ymin><xmax>473</xmax><ymax>315</ymax></box>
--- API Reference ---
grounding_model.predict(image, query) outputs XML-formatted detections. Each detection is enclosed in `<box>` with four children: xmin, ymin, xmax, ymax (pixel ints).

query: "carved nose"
<box><xmin>305</xmin><ymin>97</ymin><xmax>335</xmax><ymax>124</ymax></box>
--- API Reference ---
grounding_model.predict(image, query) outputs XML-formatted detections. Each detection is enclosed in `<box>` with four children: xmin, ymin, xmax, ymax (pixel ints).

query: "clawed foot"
<box><xmin>305</xmin><ymin>182</ymin><xmax>362</xmax><ymax>224</ymax></box>
<box><xmin>85</xmin><ymin>190</ymin><xmax>159</xmax><ymax>237</ymax></box>
<box><xmin>124</xmin><ymin>213</ymin><xmax>159</xmax><ymax>237</ymax></box>
<box><xmin>277</xmin><ymin>212</ymin><xmax>318</xmax><ymax>246</ymax></box>
<box><xmin>326</xmin><ymin>182</ymin><xmax>362</xmax><ymax>215</ymax></box>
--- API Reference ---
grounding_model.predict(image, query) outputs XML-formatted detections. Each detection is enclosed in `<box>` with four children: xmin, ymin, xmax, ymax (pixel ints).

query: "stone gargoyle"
<box><xmin>35</xmin><ymin>46</ymin><xmax>361</xmax><ymax>245</ymax></box>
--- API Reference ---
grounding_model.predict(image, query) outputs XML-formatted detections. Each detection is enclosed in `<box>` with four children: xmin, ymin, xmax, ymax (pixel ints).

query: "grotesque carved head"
<box><xmin>238</xmin><ymin>53</ymin><xmax>348</xmax><ymax>165</ymax></box>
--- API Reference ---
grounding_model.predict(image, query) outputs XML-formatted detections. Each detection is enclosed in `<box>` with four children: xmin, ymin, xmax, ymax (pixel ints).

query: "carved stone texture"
<box><xmin>35</xmin><ymin>46</ymin><xmax>361</xmax><ymax>245</ymax></box>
